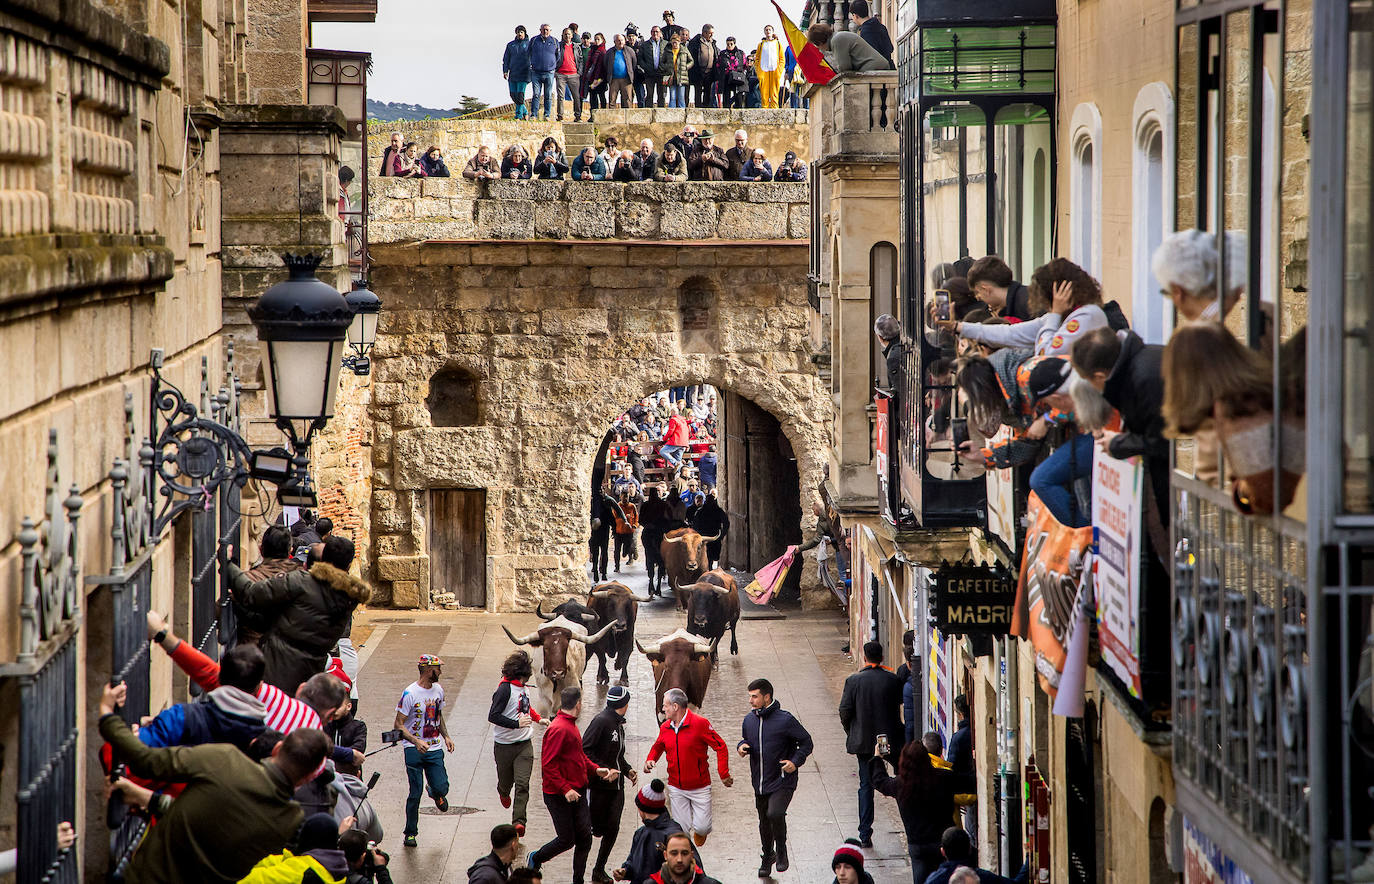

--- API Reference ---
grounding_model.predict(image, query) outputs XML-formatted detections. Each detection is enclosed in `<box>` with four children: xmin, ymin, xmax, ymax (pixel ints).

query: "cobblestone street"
<box><xmin>351</xmin><ymin>560</ymin><xmax>912</xmax><ymax>883</ymax></box>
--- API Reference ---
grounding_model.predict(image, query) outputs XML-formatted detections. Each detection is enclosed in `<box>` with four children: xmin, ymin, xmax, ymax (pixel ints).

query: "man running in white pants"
<box><xmin>643</xmin><ymin>687</ymin><xmax>732</xmax><ymax>846</ymax></box>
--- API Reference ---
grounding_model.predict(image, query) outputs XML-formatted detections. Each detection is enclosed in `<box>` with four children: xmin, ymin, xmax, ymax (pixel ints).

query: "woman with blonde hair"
<box><xmin>755</xmin><ymin>25</ymin><xmax>784</xmax><ymax>108</ymax></box>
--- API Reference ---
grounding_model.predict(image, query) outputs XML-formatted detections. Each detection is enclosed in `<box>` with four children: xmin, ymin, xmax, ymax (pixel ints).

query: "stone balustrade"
<box><xmin>368</xmin><ymin>177</ymin><xmax>811</xmax><ymax>242</ymax></box>
<box><xmin>812</xmin><ymin>71</ymin><xmax>899</xmax><ymax>161</ymax></box>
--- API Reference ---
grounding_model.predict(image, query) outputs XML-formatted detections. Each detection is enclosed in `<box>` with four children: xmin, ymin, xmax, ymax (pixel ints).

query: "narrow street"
<box><xmin>351</xmin><ymin>558</ymin><xmax>912</xmax><ymax>883</ymax></box>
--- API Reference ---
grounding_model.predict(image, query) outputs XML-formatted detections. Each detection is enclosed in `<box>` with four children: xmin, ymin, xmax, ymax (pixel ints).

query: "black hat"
<box><xmin>606</xmin><ymin>685</ymin><xmax>630</xmax><ymax>707</ymax></box>
<box><xmin>785</xmin><ymin>151</ymin><xmax>797</xmax><ymax>162</ymax></box>
<box><xmin>1027</xmin><ymin>357</ymin><xmax>1073</xmax><ymax>403</ymax></box>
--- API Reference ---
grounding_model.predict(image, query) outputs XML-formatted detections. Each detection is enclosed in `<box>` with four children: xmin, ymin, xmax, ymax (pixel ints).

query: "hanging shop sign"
<box><xmin>874</xmin><ymin>392</ymin><xmax>896</xmax><ymax>524</ymax></box>
<box><xmin>1092</xmin><ymin>452</ymin><xmax>1144</xmax><ymax>698</ymax></box>
<box><xmin>1011</xmin><ymin>491</ymin><xmax>1093</xmax><ymax>697</ymax></box>
<box><xmin>931</xmin><ymin>563</ymin><xmax>1017</xmax><ymax>635</ymax></box>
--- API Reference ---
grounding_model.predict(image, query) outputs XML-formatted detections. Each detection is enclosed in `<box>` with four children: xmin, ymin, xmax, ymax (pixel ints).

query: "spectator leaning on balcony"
<box><xmin>612</xmin><ymin>151</ymin><xmax>642</xmax><ymax>181</ymax></box>
<box><xmin>534</xmin><ymin>137</ymin><xmax>570</xmax><ymax>180</ymax></box>
<box><xmin>655</xmin><ymin>143</ymin><xmax>688</xmax><ymax>181</ymax></box>
<box><xmin>741</xmin><ymin>148</ymin><xmax>774</xmax><ymax>182</ymax></box>
<box><xmin>392</xmin><ymin>142</ymin><xmax>425</xmax><ymax>178</ymax></box>
<box><xmin>966</xmin><ymin>255</ymin><xmax>1033</xmax><ymax>321</ymax></box>
<box><xmin>724</xmin><ymin>129</ymin><xmax>750</xmax><ymax>180</ymax></box>
<box><xmin>378</xmin><ymin>130</ymin><xmax>402</xmax><ymax>176</ymax></box>
<box><xmin>635</xmin><ymin>139</ymin><xmax>660</xmax><ymax>180</ymax></box>
<box><xmin>874</xmin><ymin>313</ymin><xmax>903</xmax><ymax>392</ymax></box>
<box><xmin>938</xmin><ymin>259</ymin><xmax>1109</xmax><ymax>357</ymax></box>
<box><xmin>687</xmin><ymin>130</ymin><xmax>728</xmax><ymax>181</ymax></box>
<box><xmin>849</xmin><ymin>0</ymin><xmax>895</xmax><ymax>67</ymax></box>
<box><xmin>503</xmin><ymin>26</ymin><xmax>532</xmax><ymax>120</ymax></box>
<box><xmin>464</xmin><ymin>145</ymin><xmax>502</xmax><ymax>180</ymax></box>
<box><xmin>665</xmin><ymin>124</ymin><xmax>698</xmax><ymax>159</ymax></box>
<box><xmin>605</xmin><ymin>33</ymin><xmax>637</xmax><ymax>108</ymax></box>
<box><xmin>572</xmin><ymin>147</ymin><xmax>608</xmax><ymax>181</ymax></box>
<box><xmin>775</xmin><ymin>151</ymin><xmax>807</xmax><ymax>181</ymax></box>
<box><xmin>807</xmin><ymin>23</ymin><xmax>894</xmax><ymax>73</ymax></box>
<box><xmin>420</xmin><ymin>146</ymin><xmax>449</xmax><ymax>178</ymax></box>
<box><xmin>501</xmin><ymin>144</ymin><xmax>533</xmax><ymax>179</ymax></box>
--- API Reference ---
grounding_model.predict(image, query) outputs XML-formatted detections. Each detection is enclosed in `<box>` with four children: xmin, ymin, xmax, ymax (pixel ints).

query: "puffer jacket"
<box><xmin>658</xmin><ymin>45</ymin><xmax>694</xmax><ymax>85</ymax></box>
<box><xmin>738</xmin><ymin>701</ymin><xmax>813</xmax><ymax>795</ymax></box>
<box><xmin>229</xmin><ymin>561</ymin><xmax>372</xmax><ymax>695</ymax></box>
<box><xmin>138</xmin><ymin>686</ymin><xmax>265</xmax><ymax>751</ymax></box>
<box><xmin>239</xmin><ymin>848</ymin><xmax>349</xmax><ymax>884</ymax></box>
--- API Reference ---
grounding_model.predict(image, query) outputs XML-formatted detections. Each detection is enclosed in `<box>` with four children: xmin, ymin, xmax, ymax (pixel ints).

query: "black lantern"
<box><xmin>343</xmin><ymin>279</ymin><xmax>382</xmax><ymax>376</ymax></box>
<box><xmin>248</xmin><ymin>254</ymin><xmax>354</xmax><ymax>450</ymax></box>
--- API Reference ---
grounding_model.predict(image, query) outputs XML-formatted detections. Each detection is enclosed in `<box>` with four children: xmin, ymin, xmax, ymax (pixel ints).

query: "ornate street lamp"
<box><xmin>343</xmin><ymin>279</ymin><xmax>382</xmax><ymax>376</ymax></box>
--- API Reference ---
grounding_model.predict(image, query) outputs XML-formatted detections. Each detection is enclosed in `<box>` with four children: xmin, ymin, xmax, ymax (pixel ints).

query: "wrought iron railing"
<box><xmin>1172</xmin><ymin>473</ymin><xmax>1310</xmax><ymax>874</ymax></box>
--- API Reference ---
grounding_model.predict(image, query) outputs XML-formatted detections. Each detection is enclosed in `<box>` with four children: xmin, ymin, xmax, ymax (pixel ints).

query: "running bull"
<box><xmin>586</xmin><ymin>581</ymin><xmax>651</xmax><ymax>686</ymax></box>
<box><xmin>661</xmin><ymin>527</ymin><xmax>722</xmax><ymax>610</ymax></box>
<box><xmin>680</xmin><ymin>569</ymin><xmax>741</xmax><ymax>658</ymax></box>
<box><xmin>503</xmin><ymin>615</ymin><xmax>615</xmax><ymax>717</ymax></box>
<box><xmin>635</xmin><ymin>628</ymin><xmax>721</xmax><ymax>720</ymax></box>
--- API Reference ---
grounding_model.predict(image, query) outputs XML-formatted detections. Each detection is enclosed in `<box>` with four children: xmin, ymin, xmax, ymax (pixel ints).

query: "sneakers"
<box><xmin>499</xmin><ymin>791</ymin><xmax>512</xmax><ymax>809</ymax></box>
<box><xmin>403</xmin><ymin>835</ymin><xmax>418</xmax><ymax>847</ymax></box>
<box><xmin>526</xmin><ymin>851</ymin><xmax>542</xmax><ymax>872</ymax></box>
<box><xmin>858</xmin><ymin>838</ymin><xmax>873</xmax><ymax>848</ymax></box>
<box><xmin>434</xmin><ymin>794</ymin><xmax>449</xmax><ymax>812</ymax></box>
<box><xmin>515</xmin><ymin>822</ymin><xmax>526</xmax><ymax>837</ymax></box>
<box><xmin>775</xmin><ymin>844</ymin><xmax>789</xmax><ymax>872</ymax></box>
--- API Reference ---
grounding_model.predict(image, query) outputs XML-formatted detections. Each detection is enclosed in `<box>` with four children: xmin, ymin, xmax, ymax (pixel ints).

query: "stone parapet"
<box><xmin>811</xmin><ymin>71</ymin><xmax>899</xmax><ymax>163</ymax></box>
<box><xmin>368</xmin><ymin>178</ymin><xmax>810</xmax><ymax>242</ymax></box>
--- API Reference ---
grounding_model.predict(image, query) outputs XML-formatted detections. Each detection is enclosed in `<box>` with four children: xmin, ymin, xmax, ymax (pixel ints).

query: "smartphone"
<box><xmin>934</xmin><ymin>289</ymin><xmax>951</xmax><ymax>321</ymax></box>
<box><xmin>951</xmin><ymin>417</ymin><xmax>969</xmax><ymax>450</ymax></box>
<box><xmin>380</xmin><ymin>728</ymin><xmax>405</xmax><ymax>745</ymax></box>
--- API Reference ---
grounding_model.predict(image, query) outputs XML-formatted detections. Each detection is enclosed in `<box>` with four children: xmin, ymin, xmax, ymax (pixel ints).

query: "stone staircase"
<box><xmin>561</xmin><ymin>121</ymin><xmax>596</xmax><ymax>156</ymax></box>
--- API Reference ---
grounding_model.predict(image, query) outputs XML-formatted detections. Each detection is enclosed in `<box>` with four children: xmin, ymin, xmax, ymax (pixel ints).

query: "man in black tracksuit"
<box><xmin>639</xmin><ymin>487</ymin><xmax>671</xmax><ymax>596</ymax></box>
<box><xmin>584</xmin><ymin>686</ymin><xmax>637</xmax><ymax>883</ymax></box>
<box><xmin>737</xmin><ymin>678</ymin><xmax>814</xmax><ymax>877</ymax></box>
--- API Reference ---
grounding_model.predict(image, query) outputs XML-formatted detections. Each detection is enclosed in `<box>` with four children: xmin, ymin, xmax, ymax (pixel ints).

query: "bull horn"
<box><xmin>674</xmin><ymin>578</ymin><xmax>691</xmax><ymax>594</ymax></box>
<box><xmin>693</xmin><ymin>640</ymin><xmax>713</xmax><ymax>655</ymax></box>
<box><xmin>535</xmin><ymin>603</ymin><xmax>555</xmax><ymax>622</ymax></box>
<box><xmin>574</xmin><ymin>621</ymin><xmax>617</xmax><ymax>644</ymax></box>
<box><xmin>581</xmin><ymin>612</ymin><xmax>599</xmax><ymax>624</ymax></box>
<box><xmin>663</xmin><ymin>535</ymin><xmax>686</xmax><ymax>544</ymax></box>
<box><xmin>590</xmin><ymin>590</ymin><xmax>612</xmax><ymax>599</ymax></box>
<box><xmin>629</xmin><ymin>592</ymin><xmax>652</xmax><ymax>603</ymax></box>
<box><xmin>637</xmin><ymin>638</ymin><xmax>662</xmax><ymax>656</ymax></box>
<box><xmin>503</xmin><ymin>625</ymin><xmax>537</xmax><ymax>645</ymax></box>
<box><xmin>712</xmin><ymin>583</ymin><xmax>733</xmax><ymax>596</ymax></box>
<box><xmin>700</xmin><ymin>530</ymin><xmax>723</xmax><ymax>542</ymax></box>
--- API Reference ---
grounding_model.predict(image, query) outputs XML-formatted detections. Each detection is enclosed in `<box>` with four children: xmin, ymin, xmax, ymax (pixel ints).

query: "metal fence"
<box><xmin>1172</xmin><ymin>474</ymin><xmax>1310</xmax><ymax>874</ymax></box>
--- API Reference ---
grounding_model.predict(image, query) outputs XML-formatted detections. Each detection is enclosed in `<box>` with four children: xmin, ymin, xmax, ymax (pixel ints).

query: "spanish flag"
<box><xmin>771</xmin><ymin>0</ymin><xmax>837</xmax><ymax>86</ymax></box>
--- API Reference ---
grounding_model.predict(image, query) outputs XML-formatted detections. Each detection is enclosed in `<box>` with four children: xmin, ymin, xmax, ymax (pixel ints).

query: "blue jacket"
<box><xmin>947</xmin><ymin>721</ymin><xmax>973</xmax><ymax>775</ymax></box>
<box><xmin>139</xmin><ymin>686</ymin><xmax>265</xmax><ymax>751</ymax></box>
<box><xmin>503</xmin><ymin>37</ymin><xmax>531</xmax><ymax>80</ymax></box>
<box><xmin>697</xmin><ymin>453</ymin><xmax>717</xmax><ymax>488</ymax></box>
<box><xmin>571</xmin><ymin>154</ymin><xmax>607</xmax><ymax>181</ymax></box>
<box><xmin>528</xmin><ymin>35</ymin><xmax>560</xmax><ymax>73</ymax></box>
<box><xmin>738</xmin><ymin>701</ymin><xmax>814</xmax><ymax>795</ymax></box>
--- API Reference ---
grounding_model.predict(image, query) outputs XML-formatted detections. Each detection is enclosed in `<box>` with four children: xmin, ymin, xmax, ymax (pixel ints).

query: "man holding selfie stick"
<box><xmin>839</xmin><ymin>641</ymin><xmax>905</xmax><ymax>847</ymax></box>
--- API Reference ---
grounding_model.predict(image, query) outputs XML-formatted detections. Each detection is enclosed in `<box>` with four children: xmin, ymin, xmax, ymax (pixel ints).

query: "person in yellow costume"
<box><xmin>238</xmin><ymin>814</ymin><xmax>349</xmax><ymax>884</ymax></box>
<box><xmin>755</xmin><ymin>25</ymin><xmax>784</xmax><ymax>109</ymax></box>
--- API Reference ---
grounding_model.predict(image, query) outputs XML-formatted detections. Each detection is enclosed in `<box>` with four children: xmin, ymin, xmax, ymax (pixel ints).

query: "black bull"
<box><xmin>586</xmin><ymin>581</ymin><xmax>650</xmax><ymax>686</ymax></box>
<box><xmin>681</xmin><ymin>569</ymin><xmax>741</xmax><ymax>656</ymax></box>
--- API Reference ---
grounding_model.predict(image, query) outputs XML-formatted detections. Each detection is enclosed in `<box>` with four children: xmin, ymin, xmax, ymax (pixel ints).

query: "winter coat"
<box><xmin>611</xmin><ymin>155</ymin><xmax>643</xmax><ymax>181</ymax></box>
<box><xmin>240</xmin><ymin>849</ymin><xmax>349</xmax><ymax>884</ymax></box>
<box><xmin>664</xmin><ymin>134</ymin><xmax>695</xmax><ymax>159</ymax></box>
<box><xmin>503</xmin><ymin>37</ymin><xmax>532</xmax><ymax>80</ymax></box>
<box><xmin>98</xmin><ymin>713</ymin><xmax>305</xmax><ymax>884</ymax></box>
<box><xmin>571</xmin><ymin>154</ymin><xmax>607</xmax><ymax>181</ymax></box>
<box><xmin>973</xmin><ymin>349</ymin><xmax>1066</xmax><ymax>470</ymax></box>
<box><xmin>582</xmin><ymin>706</ymin><xmax>634</xmax><ymax>791</ymax></box>
<box><xmin>688</xmin><ymin>35</ymin><xmax>717</xmax><ymax>85</ymax></box>
<box><xmin>637</xmin><ymin>39</ymin><xmax>668</xmax><ymax>80</ymax></box>
<box><xmin>528</xmin><ymin>34</ymin><xmax>560</xmax><ymax>73</ymax></box>
<box><xmin>773</xmin><ymin>161</ymin><xmax>807</xmax><ymax>182</ymax></box>
<box><xmin>824</xmin><ymin>29</ymin><xmax>893</xmax><ymax>73</ymax></box>
<box><xmin>738</xmin><ymin>701</ymin><xmax>813</xmax><ymax>795</ymax></box>
<box><xmin>463</xmin><ymin>155</ymin><xmax>501</xmax><ymax>179</ymax></box>
<box><xmin>583</xmin><ymin>45</ymin><xmax>607</xmax><ymax>90</ymax></box>
<box><xmin>658</xmin><ymin>45</ymin><xmax>693</xmax><ymax>85</ymax></box>
<box><xmin>620</xmin><ymin>814</ymin><xmax>687</xmax><ymax>884</ymax></box>
<box><xmin>138</xmin><ymin>686</ymin><xmax>265</xmax><ymax>751</ymax></box>
<box><xmin>741</xmin><ymin>159</ymin><xmax>773</xmax><ymax>182</ymax></box>
<box><xmin>655</xmin><ymin>151</ymin><xmax>688</xmax><ymax>181</ymax></box>
<box><xmin>689</xmin><ymin>497</ymin><xmax>728</xmax><ymax>538</ymax></box>
<box><xmin>420</xmin><ymin>155</ymin><xmax>450</xmax><ymax>177</ymax></box>
<box><xmin>696</xmin><ymin>453</ymin><xmax>717</xmax><ymax>487</ymax></box>
<box><xmin>838</xmin><ymin>664</ymin><xmax>905</xmax><ymax>756</ymax></box>
<box><xmin>228</xmin><ymin>561</ymin><xmax>372</xmax><ymax>695</ymax></box>
<box><xmin>1003</xmin><ymin>281</ymin><xmax>1032</xmax><ymax>321</ymax></box>
<box><xmin>870</xmin><ymin>756</ymin><xmax>975</xmax><ymax>850</ymax></box>
<box><xmin>646</xmin><ymin>710</ymin><xmax>730</xmax><ymax>791</ymax></box>
<box><xmin>466</xmin><ymin>852</ymin><xmax>510</xmax><ymax>884</ymax></box>
<box><xmin>946</xmin><ymin>720</ymin><xmax>973</xmax><ymax>775</ymax></box>
<box><xmin>1101</xmin><ymin>330</ymin><xmax>1168</xmax><ymax>465</ymax></box>
<box><xmin>540</xmin><ymin>710</ymin><xmax>601</xmax><ymax>794</ymax></box>
<box><xmin>715</xmin><ymin>47</ymin><xmax>747</xmax><ymax>86</ymax></box>
<box><xmin>633</xmin><ymin>150</ymin><xmax>660</xmax><ymax>181</ymax></box>
<box><xmin>924</xmin><ymin>859</ymin><xmax>1029</xmax><ymax>884</ymax></box>
<box><xmin>325</xmin><ymin>711</ymin><xmax>367</xmax><ymax>777</ymax></box>
<box><xmin>555</xmin><ymin>41</ymin><xmax>584</xmax><ymax>77</ymax></box>
<box><xmin>723</xmin><ymin>146</ymin><xmax>750</xmax><ymax>180</ymax></box>
<box><xmin>533</xmin><ymin>150</ymin><xmax>570</xmax><ymax>179</ymax></box>
<box><xmin>859</xmin><ymin>17</ymin><xmax>895</xmax><ymax>66</ymax></box>
<box><xmin>604</xmin><ymin>45</ymin><xmax>638</xmax><ymax>84</ymax></box>
<box><xmin>499</xmin><ymin>156</ymin><xmax>532</xmax><ymax>179</ymax></box>
<box><xmin>664</xmin><ymin>414</ymin><xmax>689</xmax><ymax>447</ymax></box>
<box><xmin>649</xmin><ymin>865</ymin><xmax>721</xmax><ymax>884</ymax></box>
<box><xmin>688</xmin><ymin>145</ymin><xmax>729</xmax><ymax>181</ymax></box>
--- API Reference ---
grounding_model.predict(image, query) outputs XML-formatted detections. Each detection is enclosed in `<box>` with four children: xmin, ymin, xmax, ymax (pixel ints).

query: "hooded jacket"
<box><xmin>646</xmin><ymin>709</ymin><xmax>730</xmax><ymax>791</ymax></box>
<box><xmin>240</xmin><ymin>848</ymin><xmax>349</xmax><ymax>884</ymax></box>
<box><xmin>466</xmin><ymin>852</ymin><xmax>510</xmax><ymax>884</ymax></box>
<box><xmin>738</xmin><ymin>701</ymin><xmax>813</xmax><ymax>795</ymax></box>
<box><xmin>582</xmin><ymin>705</ymin><xmax>634</xmax><ymax>791</ymax></box>
<box><xmin>138</xmin><ymin>686</ymin><xmax>266</xmax><ymax>751</ymax></box>
<box><xmin>620</xmin><ymin>814</ymin><xmax>687</xmax><ymax>884</ymax></box>
<box><xmin>503</xmin><ymin>37</ymin><xmax>532</xmax><ymax>80</ymax></box>
<box><xmin>229</xmin><ymin>561</ymin><xmax>372</xmax><ymax>695</ymax></box>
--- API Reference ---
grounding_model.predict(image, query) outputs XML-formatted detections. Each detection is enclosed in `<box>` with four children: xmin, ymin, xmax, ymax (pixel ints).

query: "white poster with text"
<box><xmin>1092</xmin><ymin>451</ymin><xmax>1143</xmax><ymax>697</ymax></box>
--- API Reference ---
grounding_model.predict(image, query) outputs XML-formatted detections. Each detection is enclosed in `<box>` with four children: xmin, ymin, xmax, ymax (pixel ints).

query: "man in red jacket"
<box><xmin>642</xmin><ymin>687</ymin><xmax>732</xmax><ymax>846</ymax></box>
<box><xmin>660</xmin><ymin>407</ymin><xmax>690</xmax><ymax>472</ymax></box>
<box><xmin>528</xmin><ymin>686</ymin><xmax>619</xmax><ymax>883</ymax></box>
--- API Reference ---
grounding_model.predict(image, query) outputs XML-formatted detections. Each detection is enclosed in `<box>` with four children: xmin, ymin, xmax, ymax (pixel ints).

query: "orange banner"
<box><xmin>1011</xmin><ymin>492</ymin><xmax>1093</xmax><ymax>696</ymax></box>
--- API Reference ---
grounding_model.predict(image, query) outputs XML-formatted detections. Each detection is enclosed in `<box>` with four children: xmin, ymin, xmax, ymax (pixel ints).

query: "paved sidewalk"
<box><xmin>350</xmin><ymin>559</ymin><xmax>912</xmax><ymax>883</ymax></box>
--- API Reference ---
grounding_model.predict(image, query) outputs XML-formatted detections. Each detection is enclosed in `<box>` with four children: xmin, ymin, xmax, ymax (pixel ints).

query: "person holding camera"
<box><xmin>838</xmin><ymin>640</ymin><xmax>905</xmax><ymax>848</ymax></box>
<box><xmin>340</xmin><ymin>829</ymin><xmax>393</xmax><ymax>884</ymax></box>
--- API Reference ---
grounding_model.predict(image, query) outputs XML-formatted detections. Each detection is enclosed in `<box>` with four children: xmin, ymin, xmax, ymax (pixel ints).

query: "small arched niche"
<box><xmin>678</xmin><ymin>275</ymin><xmax>721</xmax><ymax>353</ymax></box>
<box><xmin>426</xmin><ymin>366</ymin><xmax>482</xmax><ymax>426</ymax></box>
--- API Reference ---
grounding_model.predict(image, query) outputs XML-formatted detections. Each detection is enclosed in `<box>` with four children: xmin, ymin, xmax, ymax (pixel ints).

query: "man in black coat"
<box><xmin>849</xmin><ymin>0</ymin><xmax>894</xmax><ymax>66</ymax></box>
<box><xmin>838</xmin><ymin>641</ymin><xmax>905</xmax><ymax>847</ymax></box>
<box><xmin>737</xmin><ymin>678</ymin><xmax>813</xmax><ymax>877</ymax></box>
<box><xmin>689</xmin><ymin>492</ymin><xmax>729</xmax><ymax>569</ymax></box>
<box><xmin>639</xmin><ymin>486</ymin><xmax>671</xmax><ymax>596</ymax></box>
<box><xmin>584</xmin><ymin>687</ymin><xmax>638</xmax><ymax>883</ymax></box>
<box><xmin>591</xmin><ymin>491</ymin><xmax>614</xmax><ymax>582</ymax></box>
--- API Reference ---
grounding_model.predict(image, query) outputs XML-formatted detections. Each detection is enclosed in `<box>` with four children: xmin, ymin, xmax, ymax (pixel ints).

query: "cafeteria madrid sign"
<box><xmin>932</xmin><ymin>564</ymin><xmax>1017</xmax><ymax>635</ymax></box>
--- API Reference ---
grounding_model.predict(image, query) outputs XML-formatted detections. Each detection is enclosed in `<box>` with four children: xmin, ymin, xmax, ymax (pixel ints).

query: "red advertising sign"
<box><xmin>874</xmin><ymin>393</ymin><xmax>894</xmax><ymax>522</ymax></box>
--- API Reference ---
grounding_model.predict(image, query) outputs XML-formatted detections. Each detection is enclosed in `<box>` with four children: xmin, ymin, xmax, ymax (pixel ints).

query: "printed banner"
<box><xmin>1011</xmin><ymin>492</ymin><xmax>1093</xmax><ymax>697</ymax></box>
<box><xmin>1092</xmin><ymin>453</ymin><xmax>1144</xmax><ymax>697</ymax></box>
<box><xmin>1183</xmin><ymin>817</ymin><xmax>1255</xmax><ymax>884</ymax></box>
<box><xmin>985</xmin><ymin>426</ymin><xmax>1017</xmax><ymax>550</ymax></box>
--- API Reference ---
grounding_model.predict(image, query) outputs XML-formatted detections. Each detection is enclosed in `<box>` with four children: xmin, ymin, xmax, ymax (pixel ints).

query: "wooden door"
<box><xmin>429</xmin><ymin>489</ymin><xmax>487</xmax><ymax>607</ymax></box>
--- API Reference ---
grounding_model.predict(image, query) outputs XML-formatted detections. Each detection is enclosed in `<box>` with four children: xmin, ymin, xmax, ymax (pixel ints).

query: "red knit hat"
<box><xmin>326</xmin><ymin>657</ymin><xmax>353</xmax><ymax>692</ymax></box>
<box><xmin>832</xmin><ymin>841</ymin><xmax>865</xmax><ymax>872</ymax></box>
<box><xmin>635</xmin><ymin>778</ymin><xmax>668</xmax><ymax>812</ymax></box>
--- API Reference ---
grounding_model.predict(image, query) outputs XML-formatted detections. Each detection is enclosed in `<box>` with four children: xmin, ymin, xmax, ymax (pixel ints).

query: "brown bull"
<box><xmin>502</xmin><ymin>615</ymin><xmax>616</xmax><ymax>717</ymax></box>
<box><xmin>682</xmin><ymin>569</ymin><xmax>741</xmax><ymax>658</ymax></box>
<box><xmin>586</xmin><ymin>581</ymin><xmax>650</xmax><ymax>686</ymax></box>
<box><xmin>661</xmin><ymin>527</ymin><xmax>721</xmax><ymax>610</ymax></box>
<box><xmin>636</xmin><ymin>628</ymin><xmax>720</xmax><ymax>720</ymax></box>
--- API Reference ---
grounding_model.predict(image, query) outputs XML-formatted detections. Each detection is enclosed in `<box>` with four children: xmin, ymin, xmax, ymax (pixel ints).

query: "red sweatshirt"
<box><xmin>664</xmin><ymin>415</ymin><xmax>689</xmax><ymax>447</ymax></box>
<box><xmin>541</xmin><ymin>710</ymin><xmax>601</xmax><ymax>794</ymax></box>
<box><xmin>646</xmin><ymin>709</ymin><xmax>730</xmax><ymax>791</ymax></box>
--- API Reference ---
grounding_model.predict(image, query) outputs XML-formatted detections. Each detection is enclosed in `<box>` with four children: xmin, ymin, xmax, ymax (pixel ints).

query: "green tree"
<box><xmin>454</xmin><ymin>95</ymin><xmax>491</xmax><ymax>116</ymax></box>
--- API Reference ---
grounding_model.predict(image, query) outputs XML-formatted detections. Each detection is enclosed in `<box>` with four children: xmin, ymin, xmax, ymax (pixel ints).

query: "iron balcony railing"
<box><xmin>1172</xmin><ymin>473</ymin><xmax>1309</xmax><ymax>876</ymax></box>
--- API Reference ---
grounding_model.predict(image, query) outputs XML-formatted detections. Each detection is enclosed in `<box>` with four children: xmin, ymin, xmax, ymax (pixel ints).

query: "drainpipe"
<box><xmin>998</xmin><ymin>635</ymin><xmax>1022</xmax><ymax>876</ymax></box>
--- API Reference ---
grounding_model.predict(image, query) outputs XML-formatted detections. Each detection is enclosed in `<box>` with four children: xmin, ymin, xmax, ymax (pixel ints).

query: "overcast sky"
<box><xmin>314</xmin><ymin>1</ymin><xmax>792</xmax><ymax>110</ymax></box>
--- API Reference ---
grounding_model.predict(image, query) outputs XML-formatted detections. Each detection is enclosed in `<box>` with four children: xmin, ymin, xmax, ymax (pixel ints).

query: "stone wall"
<box><xmin>367</xmin><ymin>108</ymin><xmax>811</xmax><ymax>166</ymax></box>
<box><xmin>368</xmin><ymin>178</ymin><xmax>810</xmax><ymax>243</ymax></box>
<box><xmin>364</xmin><ymin>239</ymin><xmax>832</xmax><ymax>612</ymax></box>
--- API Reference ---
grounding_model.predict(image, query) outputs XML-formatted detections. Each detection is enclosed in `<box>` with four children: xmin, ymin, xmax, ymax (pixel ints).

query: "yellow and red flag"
<box><xmin>771</xmin><ymin>0</ymin><xmax>837</xmax><ymax>86</ymax></box>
